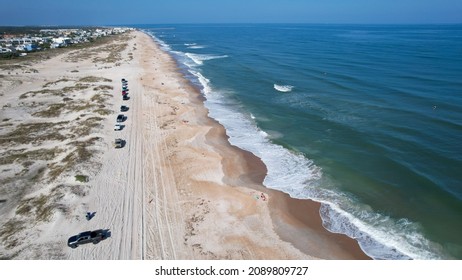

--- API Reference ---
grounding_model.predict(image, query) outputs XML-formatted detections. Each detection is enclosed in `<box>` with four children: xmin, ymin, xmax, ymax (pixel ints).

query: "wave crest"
<box><xmin>274</xmin><ymin>84</ymin><xmax>294</xmax><ymax>92</ymax></box>
<box><xmin>185</xmin><ymin>53</ymin><xmax>228</xmax><ymax>66</ymax></box>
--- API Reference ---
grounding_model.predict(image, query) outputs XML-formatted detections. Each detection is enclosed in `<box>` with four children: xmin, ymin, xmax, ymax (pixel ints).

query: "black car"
<box><xmin>123</xmin><ymin>95</ymin><xmax>130</xmax><ymax>100</ymax></box>
<box><xmin>116</xmin><ymin>114</ymin><xmax>125</xmax><ymax>122</ymax></box>
<box><xmin>121</xmin><ymin>105</ymin><xmax>129</xmax><ymax>112</ymax></box>
<box><xmin>67</xmin><ymin>230</ymin><xmax>108</xmax><ymax>248</ymax></box>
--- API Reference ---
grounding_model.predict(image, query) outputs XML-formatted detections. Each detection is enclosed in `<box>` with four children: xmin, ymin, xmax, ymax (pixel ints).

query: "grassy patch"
<box><xmin>0</xmin><ymin>147</ymin><xmax>63</xmax><ymax>165</ymax></box>
<box><xmin>47</xmin><ymin>163</ymin><xmax>66</xmax><ymax>181</ymax></box>
<box><xmin>20</xmin><ymin>83</ymin><xmax>91</xmax><ymax>99</ymax></box>
<box><xmin>93</xmin><ymin>84</ymin><xmax>113</xmax><ymax>91</ymax></box>
<box><xmin>79</xmin><ymin>76</ymin><xmax>112</xmax><ymax>83</ymax></box>
<box><xmin>0</xmin><ymin>64</ymin><xmax>24</xmax><ymax>71</ymax></box>
<box><xmin>0</xmin><ymin>219</ymin><xmax>26</xmax><ymax>249</ymax></box>
<box><xmin>66</xmin><ymin>101</ymin><xmax>96</xmax><ymax>113</ymax></box>
<box><xmin>16</xmin><ymin>185</ymin><xmax>66</xmax><ymax>223</ymax></box>
<box><xmin>75</xmin><ymin>174</ymin><xmax>89</xmax><ymax>182</ymax></box>
<box><xmin>16</xmin><ymin>194</ymin><xmax>56</xmax><ymax>222</ymax></box>
<box><xmin>43</xmin><ymin>78</ymin><xmax>71</xmax><ymax>88</ymax></box>
<box><xmin>69</xmin><ymin>116</ymin><xmax>103</xmax><ymax>137</ymax></box>
<box><xmin>48</xmin><ymin>137</ymin><xmax>101</xmax><ymax>180</ymax></box>
<box><xmin>20</xmin><ymin>88</ymin><xmax>64</xmax><ymax>99</ymax></box>
<box><xmin>32</xmin><ymin>103</ymin><xmax>66</xmax><ymax>118</ymax></box>
<box><xmin>92</xmin><ymin>42</ymin><xmax>128</xmax><ymax>64</ymax></box>
<box><xmin>31</xmin><ymin>166</ymin><xmax>47</xmax><ymax>182</ymax></box>
<box><xmin>90</xmin><ymin>93</ymin><xmax>109</xmax><ymax>103</ymax></box>
<box><xmin>0</xmin><ymin>122</ymin><xmax>68</xmax><ymax>145</ymax></box>
<box><xmin>94</xmin><ymin>108</ymin><xmax>112</xmax><ymax>116</ymax></box>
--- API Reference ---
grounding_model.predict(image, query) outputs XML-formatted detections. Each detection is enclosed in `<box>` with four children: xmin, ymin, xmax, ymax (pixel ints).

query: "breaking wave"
<box><xmin>274</xmin><ymin>84</ymin><xmax>294</xmax><ymax>92</ymax></box>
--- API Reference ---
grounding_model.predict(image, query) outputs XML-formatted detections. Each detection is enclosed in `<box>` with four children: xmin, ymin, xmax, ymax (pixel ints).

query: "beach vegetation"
<box><xmin>0</xmin><ymin>219</ymin><xmax>26</xmax><ymax>249</ymax></box>
<box><xmin>32</xmin><ymin>103</ymin><xmax>66</xmax><ymax>118</ymax></box>
<box><xmin>90</xmin><ymin>93</ymin><xmax>109</xmax><ymax>103</ymax></box>
<box><xmin>20</xmin><ymin>83</ymin><xmax>91</xmax><ymax>99</ymax></box>
<box><xmin>80</xmin><ymin>76</ymin><xmax>112</xmax><ymax>83</ymax></box>
<box><xmin>0</xmin><ymin>64</ymin><xmax>24</xmax><ymax>71</ymax></box>
<box><xmin>0</xmin><ymin>122</ymin><xmax>68</xmax><ymax>145</ymax></box>
<box><xmin>69</xmin><ymin>116</ymin><xmax>103</xmax><ymax>137</ymax></box>
<box><xmin>43</xmin><ymin>78</ymin><xmax>71</xmax><ymax>88</ymax></box>
<box><xmin>48</xmin><ymin>137</ymin><xmax>100</xmax><ymax>180</ymax></box>
<box><xmin>0</xmin><ymin>249</ymin><xmax>21</xmax><ymax>260</ymax></box>
<box><xmin>19</xmin><ymin>88</ymin><xmax>62</xmax><ymax>99</ymax></box>
<box><xmin>56</xmin><ymin>184</ymin><xmax>90</xmax><ymax>197</ymax></box>
<box><xmin>67</xmin><ymin>137</ymin><xmax>101</xmax><ymax>163</ymax></box>
<box><xmin>75</xmin><ymin>174</ymin><xmax>89</xmax><ymax>183</ymax></box>
<box><xmin>66</xmin><ymin>102</ymin><xmax>94</xmax><ymax>112</ymax></box>
<box><xmin>0</xmin><ymin>147</ymin><xmax>63</xmax><ymax>165</ymax></box>
<box><xmin>94</xmin><ymin>108</ymin><xmax>112</xmax><ymax>116</ymax></box>
<box><xmin>30</xmin><ymin>166</ymin><xmax>47</xmax><ymax>182</ymax></box>
<box><xmin>92</xmin><ymin>42</ymin><xmax>128</xmax><ymax>64</ymax></box>
<box><xmin>47</xmin><ymin>163</ymin><xmax>67</xmax><ymax>181</ymax></box>
<box><xmin>93</xmin><ymin>85</ymin><xmax>113</xmax><ymax>91</ymax></box>
<box><xmin>16</xmin><ymin>193</ymin><xmax>58</xmax><ymax>222</ymax></box>
<box><xmin>0</xmin><ymin>123</ymin><xmax>14</xmax><ymax>128</ymax></box>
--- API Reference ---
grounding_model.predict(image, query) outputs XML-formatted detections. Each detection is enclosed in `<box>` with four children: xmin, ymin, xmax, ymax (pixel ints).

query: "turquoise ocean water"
<box><xmin>142</xmin><ymin>24</ymin><xmax>462</xmax><ymax>259</ymax></box>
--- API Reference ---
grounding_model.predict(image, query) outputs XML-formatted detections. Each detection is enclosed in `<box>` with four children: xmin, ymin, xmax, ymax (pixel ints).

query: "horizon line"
<box><xmin>2</xmin><ymin>22</ymin><xmax>462</xmax><ymax>28</ymax></box>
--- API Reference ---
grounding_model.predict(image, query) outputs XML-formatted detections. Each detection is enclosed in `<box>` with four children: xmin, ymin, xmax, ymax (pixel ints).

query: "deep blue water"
<box><xmin>141</xmin><ymin>24</ymin><xmax>462</xmax><ymax>259</ymax></box>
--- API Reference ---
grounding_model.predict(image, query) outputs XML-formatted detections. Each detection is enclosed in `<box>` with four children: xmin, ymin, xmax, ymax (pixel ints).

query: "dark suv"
<box><xmin>121</xmin><ymin>105</ymin><xmax>129</xmax><ymax>112</ymax></box>
<box><xmin>116</xmin><ymin>114</ymin><xmax>125</xmax><ymax>122</ymax></box>
<box><xmin>67</xmin><ymin>229</ymin><xmax>108</xmax><ymax>248</ymax></box>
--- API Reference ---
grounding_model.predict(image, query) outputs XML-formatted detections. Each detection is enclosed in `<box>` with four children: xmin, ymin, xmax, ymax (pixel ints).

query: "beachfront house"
<box><xmin>51</xmin><ymin>37</ymin><xmax>71</xmax><ymax>48</ymax></box>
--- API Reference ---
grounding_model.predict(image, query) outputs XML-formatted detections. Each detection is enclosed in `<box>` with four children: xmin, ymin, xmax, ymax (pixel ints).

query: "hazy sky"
<box><xmin>1</xmin><ymin>0</ymin><xmax>461</xmax><ymax>26</ymax></box>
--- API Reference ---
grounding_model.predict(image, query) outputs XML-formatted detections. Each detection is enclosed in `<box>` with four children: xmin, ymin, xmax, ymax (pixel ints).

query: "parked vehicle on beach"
<box><xmin>114</xmin><ymin>138</ymin><xmax>125</xmax><ymax>148</ymax></box>
<box><xmin>121</xmin><ymin>105</ymin><xmax>129</xmax><ymax>112</ymax></box>
<box><xmin>67</xmin><ymin>230</ymin><xmax>108</xmax><ymax>248</ymax></box>
<box><xmin>123</xmin><ymin>95</ymin><xmax>130</xmax><ymax>100</ymax></box>
<box><xmin>116</xmin><ymin>114</ymin><xmax>125</xmax><ymax>122</ymax></box>
<box><xmin>114</xmin><ymin>124</ymin><xmax>123</xmax><ymax>131</ymax></box>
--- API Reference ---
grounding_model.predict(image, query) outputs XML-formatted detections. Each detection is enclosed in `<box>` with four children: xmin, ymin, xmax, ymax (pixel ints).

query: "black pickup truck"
<box><xmin>67</xmin><ymin>230</ymin><xmax>108</xmax><ymax>248</ymax></box>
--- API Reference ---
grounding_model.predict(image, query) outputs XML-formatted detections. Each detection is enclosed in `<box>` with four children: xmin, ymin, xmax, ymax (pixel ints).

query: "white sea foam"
<box><xmin>185</xmin><ymin>43</ymin><xmax>206</xmax><ymax>49</ymax></box>
<box><xmin>274</xmin><ymin>84</ymin><xmax>294</xmax><ymax>92</ymax></box>
<box><xmin>185</xmin><ymin>53</ymin><xmax>229</xmax><ymax>66</ymax></box>
<box><xmin>151</xmin><ymin>35</ymin><xmax>172</xmax><ymax>52</ymax></box>
<box><xmin>147</xmin><ymin>31</ymin><xmax>446</xmax><ymax>260</ymax></box>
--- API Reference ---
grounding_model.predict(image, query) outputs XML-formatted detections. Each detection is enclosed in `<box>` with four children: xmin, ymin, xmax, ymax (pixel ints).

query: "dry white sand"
<box><xmin>0</xmin><ymin>31</ymin><xmax>368</xmax><ymax>260</ymax></box>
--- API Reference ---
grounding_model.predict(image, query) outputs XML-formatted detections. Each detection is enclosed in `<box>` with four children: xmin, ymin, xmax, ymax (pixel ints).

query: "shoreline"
<box><xmin>148</xmin><ymin>31</ymin><xmax>370</xmax><ymax>259</ymax></box>
<box><xmin>0</xmin><ymin>29</ymin><xmax>369</xmax><ymax>259</ymax></box>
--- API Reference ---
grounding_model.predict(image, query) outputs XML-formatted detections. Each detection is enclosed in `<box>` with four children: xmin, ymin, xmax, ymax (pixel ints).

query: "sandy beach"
<box><xmin>0</xmin><ymin>30</ymin><xmax>369</xmax><ymax>259</ymax></box>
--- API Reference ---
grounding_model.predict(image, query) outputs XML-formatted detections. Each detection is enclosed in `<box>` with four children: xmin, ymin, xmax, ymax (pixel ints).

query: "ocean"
<box><xmin>141</xmin><ymin>24</ymin><xmax>462</xmax><ymax>259</ymax></box>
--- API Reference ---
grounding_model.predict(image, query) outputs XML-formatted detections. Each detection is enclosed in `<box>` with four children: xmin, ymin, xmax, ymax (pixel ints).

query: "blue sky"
<box><xmin>1</xmin><ymin>0</ymin><xmax>461</xmax><ymax>26</ymax></box>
